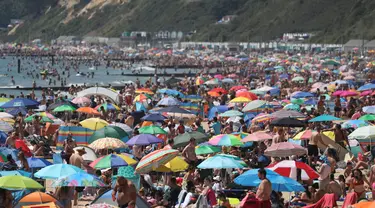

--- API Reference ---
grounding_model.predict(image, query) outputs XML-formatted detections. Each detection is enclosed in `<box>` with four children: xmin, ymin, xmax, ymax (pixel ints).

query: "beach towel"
<box><xmin>303</xmin><ymin>193</ymin><xmax>337</xmax><ymax>208</ymax></box>
<box><xmin>57</xmin><ymin>126</ymin><xmax>93</xmax><ymax>150</ymax></box>
<box><xmin>342</xmin><ymin>192</ymin><xmax>358</xmax><ymax>208</ymax></box>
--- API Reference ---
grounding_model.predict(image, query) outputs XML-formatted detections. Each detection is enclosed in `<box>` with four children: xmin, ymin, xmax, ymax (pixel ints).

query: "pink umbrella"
<box><xmin>72</xmin><ymin>96</ymin><xmax>91</xmax><ymax>105</ymax></box>
<box><xmin>340</xmin><ymin>91</ymin><xmax>359</xmax><ymax>97</ymax></box>
<box><xmin>264</xmin><ymin>142</ymin><xmax>307</xmax><ymax>157</ymax></box>
<box><xmin>214</xmin><ymin>74</ymin><xmax>224</xmax><ymax>80</ymax></box>
<box><xmin>228</xmin><ymin>74</ymin><xmax>238</xmax><ymax>78</ymax></box>
<box><xmin>360</xmin><ymin>90</ymin><xmax>372</xmax><ymax>96</ymax></box>
<box><xmin>267</xmin><ymin>160</ymin><xmax>319</xmax><ymax>180</ymax></box>
<box><xmin>344</xmin><ymin>75</ymin><xmax>355</xmax><ymax>80</ymax></box>
<box><xmin>243</xmin><ymin>131</ymin><xmax>273</xmax><ymax>142</ymax></box>
<box><xmin>332</xmin><ymin>90</ymin><xmax>345</xmax><ymax>96</ymax></box>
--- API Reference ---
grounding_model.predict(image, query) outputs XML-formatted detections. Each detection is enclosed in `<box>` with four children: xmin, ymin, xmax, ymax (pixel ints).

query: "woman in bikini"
<box><xmin>349</xmin><ymin>169</ymin><xmax>370</xmax><ymax>199</ymax></box>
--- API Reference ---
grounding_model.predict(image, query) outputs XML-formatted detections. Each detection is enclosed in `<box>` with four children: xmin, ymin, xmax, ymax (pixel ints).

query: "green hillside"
<box><xmin>1</xmin><ymin>0</ymin><xmax>375</xmax><ymax>43</ymax></box>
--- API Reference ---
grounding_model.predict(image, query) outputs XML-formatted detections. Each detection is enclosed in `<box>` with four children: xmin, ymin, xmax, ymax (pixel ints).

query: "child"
<box><xmin>338</xmin><ymin>175</ymin><xmax>346</xmax><ymax>197</ymax></box>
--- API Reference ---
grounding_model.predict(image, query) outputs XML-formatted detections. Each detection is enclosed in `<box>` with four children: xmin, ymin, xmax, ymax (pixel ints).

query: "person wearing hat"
<box><xmin>70</xmin><ymin>147</ymin><xmax>87</xmax><ymax>205</ymax></box>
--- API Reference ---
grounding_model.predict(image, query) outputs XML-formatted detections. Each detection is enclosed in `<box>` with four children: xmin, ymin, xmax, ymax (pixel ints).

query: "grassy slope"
<box><xmin>4</xmin><ymin>0</ymin><xmax>375</xmax><ymax>43</ymax></box>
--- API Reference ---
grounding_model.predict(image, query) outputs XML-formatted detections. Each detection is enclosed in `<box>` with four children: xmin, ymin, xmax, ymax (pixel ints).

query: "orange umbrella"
<box><xmin>208</xmin><ymin>91</ymin><xmax>220</xmax><ymax>97</ymax></box>
<box><xmin>236</xmin><ymin>91</ymin><xmax>258</xmax><ymax>100</ymax></box>
<box><xmin>352</xmin><ymin>201</ymin><xmax>375</xmax><ymax>208</ymax></box>
<box><xmin>210</xmin><ymin>87</ymin><xmax>228</xmax><ymax>94</ymax></box>
<box><xmin>142</xmin><ymin>121</ymin><xmax>153</xmax><ymax>127</ymax></box>
<box><xmin>135</xmin><ymin>88</ymin><xmax>154</xmax><ymax>94</ymax></box>
<box><xmin>77</xmin><ymin>107</ymin><xmax>101</xmax><ymax>115</ymax></box>
<box><xmin>19</xmin><ymin>191</ymin><xmax>57</xmax><ymax>203</ymax></box>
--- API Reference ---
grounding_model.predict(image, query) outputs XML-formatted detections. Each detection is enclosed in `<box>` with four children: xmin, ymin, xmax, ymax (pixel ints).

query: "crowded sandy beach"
<box><xmin>0</xmin><ymin>44</ymin><xmax>375</xmax><ymax>208</ymax></box>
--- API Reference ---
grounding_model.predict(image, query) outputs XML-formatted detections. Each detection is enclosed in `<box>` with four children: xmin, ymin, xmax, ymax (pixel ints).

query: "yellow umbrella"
<box><xmin>0</xmin><ymin>118</ymin><xmax>15</xmax><ymax>125</ymax></box>
<box><xmin>229</xmin><ymin>97</ymin><xmax>252</xmax><ymax>103</ymax></box>
<box><xmin>155</xmin><ymin>156</ymin><xmax>189</xmax><ymax>172</ymax></box>
<box><xmin>80</xmin><ymin>118</ymin><xmax>108</xmax><ymax>130</ymax></box>
<box><xmin>323</xmin><ymin>131</ymin><xmax>335</xmax><ymax>140</ymax></box>
<box><xmin>89</xmin><ymin>137</ymin><xmax>127</xmax><ymax>150</ymax></box>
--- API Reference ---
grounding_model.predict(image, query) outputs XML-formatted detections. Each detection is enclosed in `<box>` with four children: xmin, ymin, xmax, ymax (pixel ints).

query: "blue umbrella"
<box><xmin>208</xmin><ymin>105</ymin><xmax>228</xmax><ymax>120</ymax></box>
<box><xmin>0</xmin><ymin>147</ymin><xmax>18</xmax><ymax>161</ymax></box>
<box><xmin>157</xmin><ymin>97</ymin><xmax>180</xmax><ymax>106</ymax></box>
<box><xmin>198</xmin><ymin>154</ymin><xmax>245</xmax><ymax>169</ymax></box>
<box><xmin>358</xmin><ymin>83</ymin><xmax>375</xmax><ymax>91</ymax></box>
<box><xmin>304</xmin><ymin>99</ymin><xmax>317</xmax><ymax>105</ymax></box>
<box><xmin>222</xmin><ymin>78</ymin><xmax>234</xmax><ymax>83</ymax></box>
<box><xmin>0</xmin><ymin>170</ymin><xmax>32</xmax><ymax>177</ymax></box>
<box><xmin>26</xmin><ymin>157</ymin><xmax>52</xmax><ymax>168</ymax></box>
<box><xmin>154</xmin><ymin>106</ymin><xmax>195</xmax><ymax>115</ymax></box>
<box><xmin>363</xmin><ymin>106</ymin><xmax>375</xmax><ymax>114</ymax></box>
<box><xmin>0</xmin><ymin>131</ymin><xmax>7</xmax><ymax>143</ymax></box>
<box><xmin>126</xmin><ymin>134</ymin><xmax>163</xmax><ymax>146</ymax></box>
<box><xmin>279</xmin><ymin>74</ymin><xmax>289</xmax><ymax>79</ymax></box>
<box><xmin>141</xmin><ymin>113</ymin><xmax>167</xmax><ymax>122</ymax></box>
<box><xmin>234</xmin><ymin>169</ymin><xmax>305</xmax><ymax>192</ymax></box>
<box><xmin>0</xmin><ymin>98</ymin><xmax>39</xmax><ymax>109</ymax></box>
<box><xmin>342</xmin><ymin>120</ymin><xmax>370</xmax><ymax>129</ymax></box>
<box><xmin>157</xmin><ymin>89</ymin><xmax>184</xmax><ymax>97</ymax></box>
<box><xmin>7</xmin><ymin>107</ymin><xmax>27</xmax><ymax>116</ymax></box>
<box><xmin>308</xmin><ymin>114</ymin><xmax>342</xmax><ymax>122</ymax></box>
<box><xmin>34</xmin><ymin>164</ymin><xmax>84</xmax><ymax>179</ymax></box>
<box><xmin>291</xmin><ymin>92</ymin><xmax>314</xmax><ymax>99</ymax></box>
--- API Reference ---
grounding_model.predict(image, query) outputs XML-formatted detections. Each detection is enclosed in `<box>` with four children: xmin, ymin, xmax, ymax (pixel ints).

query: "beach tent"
<box><xmin>14</xmin><ymin>191</ymin><xmax>60</xmax><ymax>208</ymax></box>
<box><xmin>77</xmin><ymin>87</ymin><xmax>120</xmax><ymax>104</ymax></box>
<box><xmin>91</xmin><ymin>190</ymin><xmax>150</xmax><ymax>208</ymax></box>
<box><xmin>73</xmin><ymin>146</ymin><xmax>97</xmax><ymax>162</ymax></box>
<box><xmin>21</xmin><ymin>202</ymin><xmax>58</xmax><ymax>208</ymax></box>
<box><xmin>57</xmin><ymin>126</ymin><xmax>94</xmax><ymax>150</ymax></box>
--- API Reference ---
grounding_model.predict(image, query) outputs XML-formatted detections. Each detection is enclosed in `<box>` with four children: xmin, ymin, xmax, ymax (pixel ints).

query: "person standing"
<box><xmin>308</xmin><ymin>126</ymin><xmax>327</xmax><ymax>166</ymax></box>
<box><xmin>182</xmin><ymin>138</ymin><xmax>197</xmax><ymax>166</ymax></box>
<box><xmin>63</xmin><ymin>133</ymin><xmax>77</xmax><ymax>164</ymax></box>
<box><xmin>256</xmin><ymin>169</ymin><xmax>272</xmax><ymax>208</ymax></box>
<box><xmin>69</xmin><ymin>147</ymin><xmax>87</xmax><ymax>206</ymax></box>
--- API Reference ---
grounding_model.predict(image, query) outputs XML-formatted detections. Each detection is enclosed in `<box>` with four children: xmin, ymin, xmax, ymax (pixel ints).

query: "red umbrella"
<box><xmin>264</xmin><ymin>142</ymin><xmax>307</xmax><ymax>157</ymax></box>
<box><xmin>243</xmin><ymin>131</ymin><xmax>273</xmax><ymax>142</ymax></box>
<box><xmin>360</xmin><ymin>90</ymin><xmax>372</xmax><ymax>96</ymax></box>
<box><xmin>267</xmin><ymin>160</ymin><xmax>319</xmax><ymax>180</ymax></box>
<box><xmin>230</xmin><ymin>86</ymin><xmax>247</xmax><ymax>92</ymax></box>
<box><xmin>209</xmin><ymin>88</ymin><xmax>228</xmax><ymax>94</ymax></box>
<box><xmin>236</xmin><ymin>91</ymin><xmax>258</xmax><ymax>100</ymax></box>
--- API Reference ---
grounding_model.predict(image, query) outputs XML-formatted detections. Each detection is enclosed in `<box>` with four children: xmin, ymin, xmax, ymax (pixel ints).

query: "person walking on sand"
<box><xmin>256</xmin><ymin>168</ymin><xmax>272</xmax><ymax>208</ymax></box>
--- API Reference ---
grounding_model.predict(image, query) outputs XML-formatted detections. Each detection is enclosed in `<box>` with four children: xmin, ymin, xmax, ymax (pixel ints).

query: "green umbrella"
<box><xmin>139</xmin><ymin>125</ymin><xmax>168</xmax><ymax>135</ymax></box>
<box><xmin>242</xmin><ymin>100</ymin><xmax>266</xmax><ymax>112</ymax></box>
<box><xmin>89</xmin><ymin>126</ymin><xmax>129</xmax><ymax>144</ymax></box>
<box><xmin>291</xmin><ymin>98</ymin><xmax>304</xmax><ymax>105</ymax></box>
<box><xmin>0</xmin><ymin>175</ymin><xmax>44</xmax><ymax>189</ymax></box>
<box><xmin>53</xmin><ymin>104</ymin><xmax>76</xmax><ymax>112</ymax></box>
<box><xmin>359</xmin><ymin>114</ymin><xmax>375</xmax><ymax>121</ymax></box>
<box><xmin>292</xmin><ymin>76</ymin><xmax>304</xmax><ymax>82</ymax></box>
<box><xmin>173</xmin><ymin>131</ymin><xmax>209</xmax><ymax>148</ymax></box>
<box><xmin>284</xmin><ymin>103</ymin><xmax>300</xmax><ymax>111</ymax></box>
<box><xmin>219</xmin><ymin>110</ymin><xmax>243</xmax><ymax>117</ymax></box>
<box><xmin>25</xmin><ymin>115</ymin><xmax>54</xmax><ymax>123</ymax></box>
<box><xmin>195</xmin><ymin>145</ymin><xmax>221</xmax><ymax>155</ymax></box>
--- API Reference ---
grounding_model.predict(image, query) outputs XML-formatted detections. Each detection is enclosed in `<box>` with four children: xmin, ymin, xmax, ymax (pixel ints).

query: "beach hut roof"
<box><xmin>344</xmin><ymin>39</ymin><xmax>368</xmax><ymax>47</ymax></box>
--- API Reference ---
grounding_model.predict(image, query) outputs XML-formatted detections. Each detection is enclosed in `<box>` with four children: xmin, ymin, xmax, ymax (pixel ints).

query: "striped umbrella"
<box><xmin>96</xmin><ymin>103</ymin><xmax>121</xmax><ymax>111</ymax></box>
<box><xmin>135</xmin><ymin>88</ymin><xmax>154</xmax><ymax>94</ymax></box>
<box><xmin>90</xmin><ymin>154</ymin><xmax>137</xmax><ymax>169</ymax></box>
<box><xmin>293</xmin><ymin>130</ymin><xmax>315</xmax><ymax>140</ymax></box>
<box><xmin>0</xmin><ymin>121</ymin><xmax>13</xmax><ymax>132</ymax></box>
<box><xmin>89</xmin><ymin>137</ymin><xmax>127</xmax><ymax>150</ymax></box>
<box><xmin>208</xmin><ymin>134</ymin><xmax>243</xmax><ymax>147</ymax></box>
<box><xmin>135</xmin><ymin>149</ymin><xmax>179</xmax><ymax>174</ymax></box>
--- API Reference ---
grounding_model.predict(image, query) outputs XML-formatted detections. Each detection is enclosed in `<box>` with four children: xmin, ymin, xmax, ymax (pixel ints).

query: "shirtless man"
<box><xmin>256</xmin><ymin>169</ymin><xmax>272</xmax><ymax>208</ymax></box>
<box><xmin>308</xmin><ymin>126</ymin><xmax>327</xmax><ymax>166</ymax></box>
<box><xmin>327</xmin><ymin>174</ymin><xmax>342</xmax><ymax>200</ymax></box>
<box><xmin>5</xmin><ymin>132</ymin><xmax>17</xmax><ymax>148</ymax></box>
<box><xmin>272</xmin><ymin>128</ymin><xmax>286</xmax><ymax>144</ymax></box>
<box><xmin>112</xmin><ymin>176</ymin><xmax>137</xmax><ymax>208</ymax></box>
<box><xmin>326</xmin><ymin>124</ymin><xmax>350</xmax><ymax>150</ymax></box>
<box><xmin>182</xmin><ymin>138</ymin><xmax>198</xmax><ymax>166</ymax></box>
<box><xmin>369</xmin><ymin>160</ymin><xmax>375</xmax><ymax>199</ymax></box>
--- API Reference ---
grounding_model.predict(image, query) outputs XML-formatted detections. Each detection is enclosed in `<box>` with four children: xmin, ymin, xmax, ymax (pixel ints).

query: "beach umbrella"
<box><xmin>352</xmin><ymin>201</ymin><xmax>375</xmax><ymax>208</ymax></box>
<box><xmin>139</xmin><ymin>125</ymin><xmax>167</xmax><ymax>135</ymax></box>
<box><xmin>183</xmin><ymin>95</ymin><xmax>203</xmax><ymax>102</ymax></box>
<box><xmin>89</xmin><ymin>126</ymin><xmax>129</xmax><ymax>144</ymax></box>
<box><xmin>360</xmin><ymin>90</ymin><xmax>372</xmax><ymax>96</ymax></box>
<box><xmin>0</xmin><ymin>175</ymin><xmax>43</xmax><ymax>189</ymax></box>
<box><xmin>292</xmin><ymin>76</ymin><xmax>304</xmax><ymax>82</ymax></box>
<box><xmin>340</xmin><ymin>91</ymin><xmax>359</xmax><ymax>97</ymax></box>
<box><xmin>0</xmin><ymin>170</ymin><xmax>32</xmax><ymax>177</ymax></box>
<box><xmin>270</xmin><ymin>109</ymin><xmax>306</xmax><ymax>118</ymax></box>
<box><xmin>242</xmin><ymin>131</ymin><xmax>273</xmax><ymax>142</ymax></box>
<box><xmin>283</xmin><ymin>103</ymin><xmax>300</xmax><ymax>111</ymax></box>
<box><xmin>208</xmin><ymin>134</ymin><xmax>243</xmax><ymax>146</ymax></box>
<box><xmin>198</xmin><ymin>154</ymin><xmax>245</xmax><ymax>169</ymax></box>
<box><xmin>54</xmin><ymin>172</ymin><xmax>106</xmax><ymax>187</ymax></box>
<box><xmin>204</xmin><ymin>78</ymin><xmax>220</xmax><ymax>85</ymax></box>
<box><xmin>308</xmin><ymin>114</ymin><xmax>342</xmax><ymax>122</ymax></box>
<box><xmin>109</xmin><ymin>122</ymin><xmax>132</xmax><ymax>134</ymax></box>
<box><xmin>0</xmin><ymin>98</ymin><xmax>39</xmax><ymax>109</ymax></box>
<box><xmin>34</xmin><ymin>164</ymin><xmax>84</xmax><ymax>179</ymax></box>
<box><xmin>271</xmin><ymin>117</ymin><xmax>305</xmax><ymax>127</ymax></box>
<box><xmin>219</xmin><ymin>110</ymin><xmax>243</xmax><ymax>117</ymax></box>
<box><xmin>304</xmin><ymin>99</ymin><xmax>317</xmax><ymax>105</ymax></box>
<box><xmin>17</xmin><ymin>192</ymin><xmax>58</xmax><ymax>206</ymax></box>
<box><xmin>252</xmin><ymin>113</ymin><xmax>272</xmax><ymax>123</ymax></box>
<box><xmin>135</xmin><ymin>149</ymin><xmax>179</xmax><ymax>173</ymax></box>
<box><xmin>291</xmin><ymin>91</ymin><xmax>314</xmax><ymax>98</ymax></box>
<box><xmin>242</xmin><ymin>100</ymin><xmax>266</xmax><ymax>112</ymax></box>
<box><xmin>359</xmin><ymin>114</ymin><xmax>375</xmax><ymax>121</ymax></box>
<box><xmin>164</xmin><ymin>77</ymin><xmax>182</xmax><ymax>86</ymax></box>
<box><xmin>293</xmin><ymin>130</ymin><xmax>315</xmax><ymax>140</ymax></box>
<box><xmin>72</xmin><ymin>96</ymin><xmax>91</xmax><ymax>105</ymax></box>
<box><xmin>207</xmin><ymin>91</ymin><xmax>220</xmax><ymax>97</ymax></box>
<box><xmin>0</xmin><ymin>118</ymin><xmax>14</xmax><ymax>125</ymax></box>
<box><xmin>358</xmin><ymin>83</ymin><xmax>375</xmax><ymax>91</ymax></box>
<box><xmin>25</xmin><ymin>114</ymin><xmax>54</xmax><ymax>123</ymax></box>
<box><xmin>96</xmin><ymin>103</ymin><xmax>120</xmax><ymax>111</ymax></box>
<box><xmin>90</xmin><ymin>154</ymin><xmax>137</xmax><ymax>169</ymax></box>
<box><xmin>126</xmin><ymin>134</ymin><xmax>163</xmax><ymax>146</ymax></box>
<box><xmin>27</xmin><ymin>157</ymin><xmax>52</xmax><ymax>169</ymax></box>
<box><xmin>47</xmin><ymin>101</ymin><xmax>78</xmax><ymax>111</ymax></box>
<box><xmin>154</xmin><ymin>106</ymin><xmax>195</xmax><ymax>119</ymax></box>
<box><xmin>348</xmin><ymin>126</ymin><xmax>375</xmax><ymax>140</ymax></box>
<box><xmin>0</xmin><ymin>112</ymin><xmax>13</xmax><ymax>118</ymax></box>
<box><xmin>267</xmin><ymin>160</ymin><xmax>319</xmax><ymax>180</ymax></box>
<box><xmin>7</xmin><ymin>107</ymin><xmax>27</xmax><ymax>116</ymax></box>
<box><xmin>77</xmin><ymin>107</ymin><xmax>101</xmax><ymax>115</ymax></box>
<box><xmin>291</xmin><ymin>98</ymin><xmax>304</xmax><ymax>105</ymax></box>
<box><xmin>141</xmin><ymin>113</ymin><xmax>167</xmax><ymax>122</ymax></box>
<box><xmin>234</xmin><ymin>169</ymin><xmax>305</xmax><ymax>192</ymax></box>
<box><xmin>135</xmin><ymin>88</ymin><xmax>154</xmax><ymax>94</ymax></box>
<box><xmin>195</xmin><ymin>144</ymin><xmax>221</xmax><ymax>155</ymax></box>
<box><xmin>173</xmin><ymin>131</ymin><xmax>209</xmax><ymax>148</ymax></box>
<box><xmin>230</xmin><ymin>86</ymin><xmax>247</xmax><ymax>91</ymax></box>
<box><xmin>222</xmin><ymin>78</ymin><xmax>234</xmax><ymax>83</ymax></box>
<box><xmin>208</xmin><ymin>105</ymin><xmax>228</xmax><ymax>119</ymax></box>
<box><xmin>73</xmin><ymin>146</ymin><xmax>97</xmax><ymax>162</ymax></box>
<box><xmin>210</xmin><ymin>87</ymin><xmax>227</xmax><ymax>94</ymax></box>
<box><xmin>342</xmin><ymin>120</ymin><xmax>369</xmax><ymax>129</ymax></box>
<box><xmin>157</xmin><ymin>89</ymin><xmax>184</xmax><ymax>97</ymax></box>
<box><xmin>195</xmin><ymin>77</ymin><xmax>205</xmax><ymax>85</ymax></box>
<box><xmin>80</xmin><ymin>118</ymin><xmax>109</xmax><ymax>130</ymax></box>
<box><xmin>154</xmin><ymin>156</ymin><xmax>189</xmax><ymax>172</ymax></box>
<box><xmin>89</xmin><ymin>137</ymin><xmax>127</xmax><ymax>150</ymax></box>
<box><xmin>363</xmin><ymin>106</ymin><xmax>375</xmax><ymax>114</ymax></box>
<box><xmin>157</xmin><ymin>97</ymin><xmax>180</xmax><ymax>106</ymax></box>
<box><xmin>265</xmin><ymin>142</ymin><xmax>307</xmax><ymax>157</ymax></box>
<box><xmin>214</xmin><ymin>74</ymin><xmax>224</xmax><ymax>80</ymax></box>
<box><xmin>133</xmin><ymin>94</ymin><xmax>152</xmax><ymax>102</ymax></box>
<box><xmin>0</xmin><ymin>121</ymin><xmax>13</xmax><ymax>132</ymax></box>
<box><xmin>229</xmin><ymin>97</ymin><xmax>251</xmax><ymax>103</ymax></box>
